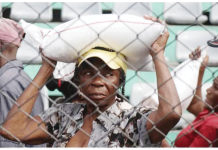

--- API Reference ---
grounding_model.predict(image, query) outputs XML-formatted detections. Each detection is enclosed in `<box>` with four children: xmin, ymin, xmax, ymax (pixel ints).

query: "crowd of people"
<box><xmin>0</xmin><ymin>15</ymin><xmax>217</xmax><ymax>147</ymax></box>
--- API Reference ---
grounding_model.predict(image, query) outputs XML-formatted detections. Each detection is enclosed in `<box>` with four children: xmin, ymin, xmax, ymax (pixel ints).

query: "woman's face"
<box><xmin>205</xmin><ymin>76</ymin><xmax>218</xmax><ymax>110</ymax></box>
<box><xmin>78</xmin><ymin>58</ymin><xmax>121</xmax><ymax>109</ymax></box>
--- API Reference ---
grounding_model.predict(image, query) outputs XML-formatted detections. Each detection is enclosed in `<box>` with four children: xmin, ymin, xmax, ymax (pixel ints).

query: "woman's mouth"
<box><xmin>89</xmin><ymin>93</ymin><xmax>106</xmax><ymax>100</ymax></box>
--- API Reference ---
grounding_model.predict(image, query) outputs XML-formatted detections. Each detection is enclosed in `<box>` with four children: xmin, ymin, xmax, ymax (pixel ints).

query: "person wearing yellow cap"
<box><xmin>1</xmin><ymin>16</ymin><xmax>181</xmax><ymax>147</ymax></box>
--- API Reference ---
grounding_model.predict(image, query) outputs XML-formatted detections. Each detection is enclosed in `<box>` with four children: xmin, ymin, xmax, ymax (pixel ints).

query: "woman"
<box><xmin>0</xmin><ymin>16</ymin><xmax>181</xmax><ymax>147</ymax></box>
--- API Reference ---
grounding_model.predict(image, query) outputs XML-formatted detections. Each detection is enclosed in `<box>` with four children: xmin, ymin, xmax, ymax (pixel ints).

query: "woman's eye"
<box><xmin>105</xmin><ymin>72</ymin><xmax>113</xmax><ymax>77</ymax></box>
<box><xmin>82</xmin><ymin>71</ymin><xmax>92</xmax><ymax>76</ymax></box>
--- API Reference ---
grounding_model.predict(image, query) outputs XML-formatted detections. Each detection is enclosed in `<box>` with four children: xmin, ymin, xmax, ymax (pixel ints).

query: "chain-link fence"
<box><xmin>0</xmin><ymin>2</ymin><xmax>218</xmax><ymax>147</ymax></box>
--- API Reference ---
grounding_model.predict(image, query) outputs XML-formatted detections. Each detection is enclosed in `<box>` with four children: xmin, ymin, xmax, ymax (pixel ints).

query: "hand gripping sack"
<box><xmin>20</xmin><ymin>14</ymin><xmax>166</xmax><ymax>72</ymax></box>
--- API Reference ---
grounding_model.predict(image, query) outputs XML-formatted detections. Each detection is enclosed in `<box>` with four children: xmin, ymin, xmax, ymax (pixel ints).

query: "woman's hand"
<box><xmin>143</xmin><ymin>15</ymin><xmax>169</xmax><ymax>58</ymax></box>
<box><xmin>40</xmin><ymin>47</ymin><xmax>57</xmax><ymax>68</ymax></box>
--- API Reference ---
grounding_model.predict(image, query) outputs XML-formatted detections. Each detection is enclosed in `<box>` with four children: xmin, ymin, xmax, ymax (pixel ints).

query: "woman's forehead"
<box><xmin>80</xmin><ymin>58</ymin><xmax>110</xmax><ymax>70</ymax></box>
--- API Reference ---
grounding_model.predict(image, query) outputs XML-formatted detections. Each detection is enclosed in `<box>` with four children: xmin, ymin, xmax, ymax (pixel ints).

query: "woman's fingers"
<box><xmin>189</xmin><ymin>54</ymin><xmax>194</xmax><ymax>59</ymax></box>
<box><xmin>197</xmin><ymin>46</ymin><xmax>201</xmax><ymax>58</ymax></box>
<box><xmin>143</xmin><ymin>15</ymin><xmax>163</xmax><ymax>23</ymax></box>
<box><xmin>190</xmin><ymin>46</ymin><xmax>202</xmax><ymax>60</ymax></box>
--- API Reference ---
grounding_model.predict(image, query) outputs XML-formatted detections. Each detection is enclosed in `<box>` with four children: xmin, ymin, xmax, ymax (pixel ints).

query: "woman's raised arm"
<box><xmin>0</xmin><ymin>56</ymin><xmax>56</xmax><ymax>145</ymax></box>
<box><xmin>144</xmin><ymin>15</ymin><xmax>182</xmax><ymax>143</ymax></box>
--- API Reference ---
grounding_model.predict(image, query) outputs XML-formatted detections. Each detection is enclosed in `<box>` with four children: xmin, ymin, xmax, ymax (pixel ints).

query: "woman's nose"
<box><xmin>91</xmin><ymin>75</ymin><xmax>104</xmax><ymax>87</ymax></box>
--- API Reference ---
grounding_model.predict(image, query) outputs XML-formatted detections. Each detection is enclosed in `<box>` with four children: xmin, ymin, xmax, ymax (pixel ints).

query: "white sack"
<box><xmin>132</xmin><ymin>50</ymin><xmax>207</xmax><ymax>110</ymax></box>
<box><xmin>20</xmin><ymin>14</ymin><xmax>166</xmax><ymax>72</ymax></box>
<box><xmin>53</xmin><ymin>62</ymin><xmax>76</xmax><ymax>81</ymax></box>
<box><xmin>20</xmin><ymin>20</ymin><xmax>51</xmax><ymax>49</ymax></box>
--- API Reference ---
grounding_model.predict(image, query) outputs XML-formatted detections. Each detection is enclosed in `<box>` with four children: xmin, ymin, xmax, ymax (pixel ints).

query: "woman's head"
<box><xmin>72</xmin><ymin>47</ymin><xmax>127</xmax><ymax>108</ymax></box>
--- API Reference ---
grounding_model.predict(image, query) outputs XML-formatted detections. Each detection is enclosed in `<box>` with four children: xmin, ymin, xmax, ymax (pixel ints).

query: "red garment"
<box><xmin>175</xmin><ymin>109</ymin><xmax>218</xmax><ymax>147</ymax></box>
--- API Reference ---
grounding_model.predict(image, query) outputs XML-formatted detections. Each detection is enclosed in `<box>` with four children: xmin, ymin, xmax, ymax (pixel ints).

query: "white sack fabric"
<box><xmin>20</xmin><ymin>14</ymin><xmax>166</xmax><ymax>71</ymax></box>
<box><xmin>19</xmin><ymin>20</ymin><xmax>51</xmax><ymax>50</ymax></box>
<box><xmin>53</xmin><ymin>62</ymin><xmax>76</xmax><ymax>81</ymax></box>
<box><xmin>131</xmin><ymin>50</ymin><xmax>207</xmax><ymax>110</ymax></box>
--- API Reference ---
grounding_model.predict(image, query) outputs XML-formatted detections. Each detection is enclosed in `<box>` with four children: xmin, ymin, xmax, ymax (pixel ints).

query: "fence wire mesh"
<box><xmin>0</xmin><ymin>2</ymin><xmax>218</xmax><ymax>148</ymax></box>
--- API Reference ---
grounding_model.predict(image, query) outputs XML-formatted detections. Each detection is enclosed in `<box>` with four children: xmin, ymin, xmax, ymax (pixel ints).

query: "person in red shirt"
<box><xmin>175</xmin><ymin>47</ymin><xmax>218</xmax><ymax>147</ymax></box>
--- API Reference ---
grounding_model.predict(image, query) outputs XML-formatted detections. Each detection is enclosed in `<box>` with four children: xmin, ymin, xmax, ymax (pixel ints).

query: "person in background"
<box><xmin>175</xmin><ymin>47</ymin><xmax>218</xmax><ymax>147</ymax></box>
<box><xmin>46</xmin><ymin>76</ymin><xmax>79</xmax><ymax>104</ymax></box>
<box><xmin>0</xmin><ymin>18</ymin><xmax>45</xmax><ymax>147</ymax></box>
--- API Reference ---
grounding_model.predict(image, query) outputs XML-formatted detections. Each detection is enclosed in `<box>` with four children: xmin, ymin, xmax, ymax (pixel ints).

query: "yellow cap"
<box><xmin>78</xmin><ymin>48</ymin><xmax>127</xmax><ymax>73</ymax></box>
